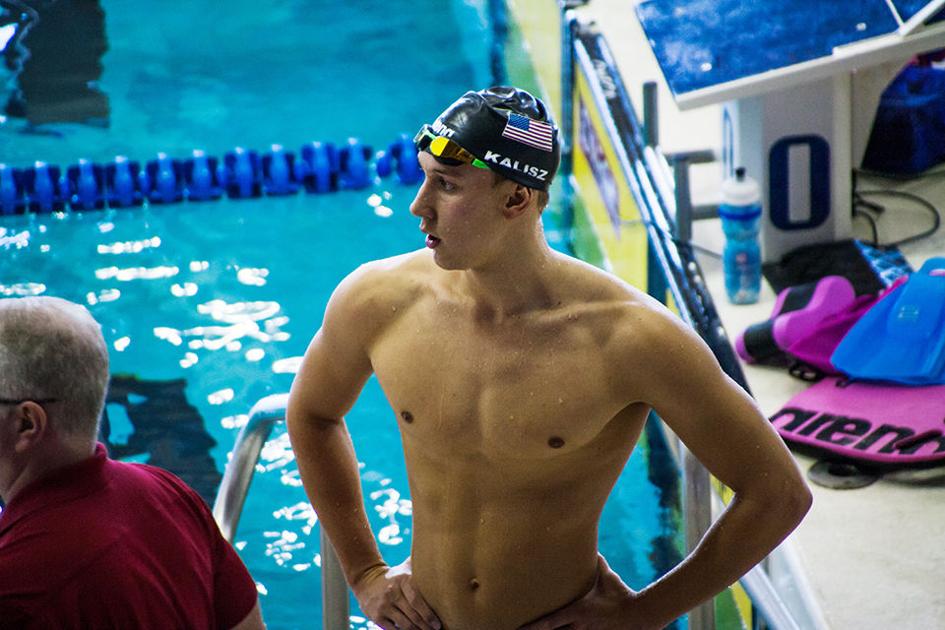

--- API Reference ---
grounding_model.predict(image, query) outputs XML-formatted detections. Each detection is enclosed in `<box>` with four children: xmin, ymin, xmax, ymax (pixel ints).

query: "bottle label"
<box><xmin>718</xmin><ymin>204</ymin><xmax>762</xmax><ymax>221</ymax></box>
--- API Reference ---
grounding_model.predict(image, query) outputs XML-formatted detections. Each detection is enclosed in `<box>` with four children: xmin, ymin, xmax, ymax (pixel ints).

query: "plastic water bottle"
<box><xmin>720</xmin><ymin>167</ymin><xmax>762</xmax><ymax>304</ymax></box>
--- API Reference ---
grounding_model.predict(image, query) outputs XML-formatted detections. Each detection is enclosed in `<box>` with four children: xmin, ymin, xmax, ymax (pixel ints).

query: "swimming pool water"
<box><xmin>0</xmin><ymin>0</ymin><xmax>497</xmax><ymax>167</ymax></box>
<box><xmin>0</xmin><ymin>1</ymin><xmax>682</xmax><ymax>628</ymax></box>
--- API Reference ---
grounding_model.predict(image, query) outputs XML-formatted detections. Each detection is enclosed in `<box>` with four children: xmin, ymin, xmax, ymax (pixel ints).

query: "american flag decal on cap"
<box><xmin>501</xmin><ymin>113</ymin><xmax>553</xmax><ymax>152</ymax></box>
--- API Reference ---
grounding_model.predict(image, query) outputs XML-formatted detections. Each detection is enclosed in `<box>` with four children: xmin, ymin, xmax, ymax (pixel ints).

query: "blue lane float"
<box><xmin>339</xmin><ymin>138</ymin><xmax>373</xmax><ymax>190</ymax></box>
<box><xmin>0</xmin><ymin>134</ymin><xmax>421</xmax><ymax>216</ymax></box>
<box><xmin>261</xmin><ymin>145</ymin><xmax>298</xmax><ymax>196</ymax></box>
<box><xmin>375</xmin><ymin>133</ymin><xmax>423</xmax><ymax>185</ymax></box>
<box><xmin>391</xmin><ymin>133</ymin><xmax>424</xmax><ymax>185</ymax></box>
<box><xmin>222</xmin><ymin>147</ymin><xmax>262</xmax><ymax>199</ymax></box>
<box><xmin>298</xmin><ymin>141</ymin><xmax>339</xmax><ymax>194</ymax></box>
<box><xmin>25</xmin><ymin>162</ymin><xmax>66</xmax><ymax>214</ymax></box>
<box><xmin>144</xmin><ymin>153</ymin><xmax>185</xmax><ymax>205</ymax></box>
<box><xmin>67</xmin><ymin>159</ymin><xmax>106</xmax><ymax>211</ymax></box>
<box><xmin>105</xmin><ymin>157</ymin><xmax>144</xmax><ymax>208</ymax></box>
<box><xmin>0</xmin><ymin>164</ymin><xmax>24</xmax><ymax>215</ymax></box>
<box><xmin>183</xmin><ymin>150</ymin><xmax>223</xmax><ymax>202</ymax></box>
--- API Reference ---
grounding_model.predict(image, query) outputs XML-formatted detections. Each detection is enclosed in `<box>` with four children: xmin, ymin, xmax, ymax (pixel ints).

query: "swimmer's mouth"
<box><xmin>425</xmin><ymin>234</ymin><xmax>441</xmax><ymax>249</ymax></box>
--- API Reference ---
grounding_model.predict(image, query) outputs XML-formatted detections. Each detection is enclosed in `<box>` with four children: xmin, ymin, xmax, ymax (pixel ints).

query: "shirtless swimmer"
<box><xmin>286</xmin><ymin>86</ymin><xmax>812</xmax><ymax>630</ymax></box>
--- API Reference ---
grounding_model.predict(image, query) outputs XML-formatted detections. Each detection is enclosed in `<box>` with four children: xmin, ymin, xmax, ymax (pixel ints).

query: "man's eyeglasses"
<box><xmin>414</xmin><ymin>125</ymin><xmax>489</xmax><ymax>170</ymax></box>
<box><xmin>0</xmin><ymin>398</ymin><xmax>59</xmax><ymax>406</ymax></box>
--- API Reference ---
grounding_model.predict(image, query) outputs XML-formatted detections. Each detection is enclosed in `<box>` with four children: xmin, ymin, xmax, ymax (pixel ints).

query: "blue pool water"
<box><xmin>0</xmin><ymin>1</ymin><xmax>681</xmax><ymax>628</ymax></box>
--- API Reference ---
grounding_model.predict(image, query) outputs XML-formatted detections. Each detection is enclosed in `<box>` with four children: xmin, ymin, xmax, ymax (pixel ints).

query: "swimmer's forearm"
<box><xmin>632</xmin><ymin>487</ymin><xmax>810</xmax><ymax>627</ymax></box>
<box><xmin>286</xmin><ymin>411</ymin><xmax>385</xmax><ymax>586</ymax></box>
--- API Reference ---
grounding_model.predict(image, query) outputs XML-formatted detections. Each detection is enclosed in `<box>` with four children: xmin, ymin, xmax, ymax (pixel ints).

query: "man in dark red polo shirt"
<box><xmin>0</xmin><ymin>296</ymin><xmax>264</xmax><ymax>629</ymax></box>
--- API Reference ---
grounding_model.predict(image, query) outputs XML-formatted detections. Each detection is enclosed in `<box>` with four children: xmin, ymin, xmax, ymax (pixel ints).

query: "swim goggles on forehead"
<box><xmin>414</xmin><ymin>124</ymin><xmax>489</xmax><ymax>169</ymax></box>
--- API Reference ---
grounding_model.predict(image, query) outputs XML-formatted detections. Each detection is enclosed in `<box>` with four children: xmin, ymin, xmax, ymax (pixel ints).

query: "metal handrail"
<box><xmin>212</xmin><ymin>393</ymin><xmax>349</xmax><ymax>630</ymax></box>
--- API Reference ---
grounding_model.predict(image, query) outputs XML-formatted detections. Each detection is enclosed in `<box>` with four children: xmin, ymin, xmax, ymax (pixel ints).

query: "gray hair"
<box><xmin>0</xmin><ymin>296</ymin><xmax>109</xmax><ymax>439</ymax></box>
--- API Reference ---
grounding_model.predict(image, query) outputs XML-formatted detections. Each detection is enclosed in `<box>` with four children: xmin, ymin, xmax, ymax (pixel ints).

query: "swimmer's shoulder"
<box><xmin>554</xmin><ymin>252</ymin><xmax>689</xmax><ymax>346</ymax></box>
<box><xmin>554</xmin><ymin>251</ymin><xmax>656</xmax><ymax>311</ymax></box>
<box><xmin>327</xmin><ymin>249</ymin><xmax>435</xmax><ymax>321</ymax></box>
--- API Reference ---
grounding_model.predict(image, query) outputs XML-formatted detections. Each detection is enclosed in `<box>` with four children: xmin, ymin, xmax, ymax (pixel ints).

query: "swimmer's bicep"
<box><xmin>290</xmin><ymin>330</ymin><xmax>371</xmax><ymax>422</ymax></box>
<box><xmin>628</xmin><ymin>315</ymin><xmax>795</xmax><ymax>492</ymax></box>
<box><xmin>290</xmin><ymin>271</ymin><xmax>378</xmax><ymax>421</ymax></box>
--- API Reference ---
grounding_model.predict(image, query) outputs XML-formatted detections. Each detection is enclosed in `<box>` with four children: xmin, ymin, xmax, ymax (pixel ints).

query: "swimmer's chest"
<box><xmin>369</xmin><ymin>308</ymin><xmax>623</xmax><ymax>456</ymax></box>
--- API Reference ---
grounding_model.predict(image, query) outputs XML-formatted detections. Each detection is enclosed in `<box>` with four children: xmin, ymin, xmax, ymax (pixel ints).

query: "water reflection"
<box><xmin>170</xmin><ymin>282</ymin><xmax>197</xmax><ymax>297</ymax></box>
<box><xmin>1</xmin><ymin>0</ymin><xmax>110</xmax><ymax>129</ymax></box>
<box><xmin>0</xmin><ymin>281</ymin><xmax>44</xmax><ymax>295</ymax></box>
<box><xmin>369</xmin><ymin>486</ymin><xmax>411</xmax><ymax>546</ymax></box>
<box><xmin>95</xmin><ymin>265</ymin><xmax>179</xmax><ymax>281</ymax></box>
<box><xmin>207</xmin><ymin>387</ymin><xmax>234</xmax><ymax>405</ymax></box>
<box><xmin>86</xmin><ymin>288</ymin><xmax>120</xmax><ymax>304</ymax></box>
<box><xmin>0</xmin><ymin>228</ymin><xmax>30</xmax><ymax>249</ymax></box>
<box><xmin>220</xmin><ymin>414</ymin><xmax>248</xmax><ymax>430</ymax></box>
<box><xmin>259</xmin><ymin>431</ymin><xmax>293</xmax><ymax>473</ymax></box>
<box><xmin>367</xmin><ymin>193</ymin><xmax>393</xmax><ymax>218</ymax></box>
<box><xmin>179</xmin><ymin>351</ymin><xmax>197</xmax><ymax>368</ymax></box>
<box><xmin>236</xmin><ymin>267</ymin><xmax>269</xmax><ymax>286</ymax></box>
<box><xmin>263</xmin><ymin>529</ymin><xmax>306</xmax><ymax>569</ymax></box>
<box><xmin>272</xmin><ymin>356</ymin><xmax>301</xmax><ymax>374</ymax></box>
<box><xmin>278</xmin><ymin>468</ymin><xmax>304</xmax><ymax>488</ymax></box>
<box><xmin>152</xmin><ymin>299</ymin><xmax>289</xmax><ymax>355</ymax></box>
<box><xmin>97</xmin><ymin>236</ymin><xmax>162</xmax><ymax>254</ymax></box>
<box><xmin>273</xmin><ymin>501</ymin><xmax>316</xmax><ymax>536</ymax></box>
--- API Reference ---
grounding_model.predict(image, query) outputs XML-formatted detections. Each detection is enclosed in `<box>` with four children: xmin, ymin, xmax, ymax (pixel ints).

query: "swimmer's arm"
<box><xmin>286</xmin><ymin>267</ymin><xmax>385</xmax><ymax>587</ymax></box>
<box><xmin>288</xmin><ymin>267</ymin><xmax>442</xmax><ymax>630</ymax></box>
<box><xmin>618</xmin><ymin>308</ymin><xmax>812</xmax><ymax>628</ymax></box>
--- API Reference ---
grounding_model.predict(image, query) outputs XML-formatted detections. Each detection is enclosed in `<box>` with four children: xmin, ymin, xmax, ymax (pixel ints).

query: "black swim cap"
<box><xmin>425</xmin><ymin>86</ymin><xmax>560</xmax><ymax>191</ymax></box>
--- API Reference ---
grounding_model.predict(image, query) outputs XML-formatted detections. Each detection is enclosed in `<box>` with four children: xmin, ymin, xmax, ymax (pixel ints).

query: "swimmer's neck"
<box><xmin>457</xmin><ymin>227</ymin><xmax>563</xmax><ymax>321</ymax></box>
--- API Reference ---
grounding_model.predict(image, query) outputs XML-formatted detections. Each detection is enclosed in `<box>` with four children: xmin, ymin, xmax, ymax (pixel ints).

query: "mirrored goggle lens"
<box><xmin>414</xmin><ymin>125</ymin><xmax>488</xmax><ymax>169</ymax></box>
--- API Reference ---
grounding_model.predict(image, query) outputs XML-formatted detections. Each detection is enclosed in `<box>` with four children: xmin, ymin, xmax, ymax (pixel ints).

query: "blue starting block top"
<box><xmin>895</xmin><ymin>0</ymin><xmax>945</xmax><ymax>22</ymax></box>
<box><xmin>635</xmin><ymin>0</ymin><xmax>945</xmax><ymax>107</ymax></box>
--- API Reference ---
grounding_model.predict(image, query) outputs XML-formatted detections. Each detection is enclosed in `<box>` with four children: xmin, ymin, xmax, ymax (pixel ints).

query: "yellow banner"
<box><xmin>571</xmin><ymin>66</ymin><xmax>648</xmax><ymax>290</ymax></box>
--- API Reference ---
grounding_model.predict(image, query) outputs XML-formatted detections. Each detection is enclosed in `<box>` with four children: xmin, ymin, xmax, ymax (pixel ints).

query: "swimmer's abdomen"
<box><xmin>411</xmin><ymin>498</ymin><xmax>601</xmax><ymax>630</ymax></box>
<box><xmin>405</xmin><ymin>420</ymin><xmax>641</xmax><ymax>630</ymax></box>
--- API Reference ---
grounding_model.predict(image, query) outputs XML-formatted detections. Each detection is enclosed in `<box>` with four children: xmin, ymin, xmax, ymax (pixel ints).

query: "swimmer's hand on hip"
<box><xmin>352</xmin><ymin>557</ymin><xmax>442</xmax><ymax>630</ymax></box>
<box><xmin>517</xmin><ymin>554</ymin><xmax>654</xmax><ymax>630</ymax></box>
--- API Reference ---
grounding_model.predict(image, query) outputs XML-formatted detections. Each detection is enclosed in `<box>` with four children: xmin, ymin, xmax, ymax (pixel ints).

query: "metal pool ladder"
<box><xmin>212</xmin><ymin>393</ymin><xmax>350</xmax><ymax>630</ymax></box>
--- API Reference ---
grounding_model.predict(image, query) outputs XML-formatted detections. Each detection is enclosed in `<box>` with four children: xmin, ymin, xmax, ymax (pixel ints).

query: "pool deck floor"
<box><xmin>579</xmin><ymin>1</ymin><xmax>945</xmax><ymax>628</ymax></box>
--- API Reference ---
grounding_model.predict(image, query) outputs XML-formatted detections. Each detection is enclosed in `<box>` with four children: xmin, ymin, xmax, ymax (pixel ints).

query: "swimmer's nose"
<box><xmin>409</xmin><ymin>176</ymin><xmax>434</xmax><ymax>220</ymax></box>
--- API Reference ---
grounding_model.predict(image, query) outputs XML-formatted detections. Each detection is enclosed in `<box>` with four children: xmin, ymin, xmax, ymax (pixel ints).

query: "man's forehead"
<box><xmin>418</xmin><ymin>151</ymin><xmax>457</xmax><ymax>169</ymax></box>
<box><xmin>418</xmin><ymin>151</ymin><xmax>475</xmax><ymax>176</ymax></box>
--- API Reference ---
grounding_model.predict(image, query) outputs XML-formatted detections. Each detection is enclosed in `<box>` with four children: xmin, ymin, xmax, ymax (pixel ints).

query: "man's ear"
<box><xmin>13</xmin><ymin>402</ymin><xmax>48</xmax><ymax>453</ymax></box>
<box><xmin>501</xmin><ymin>183</ymin><xmax>533</xmax><ymax>219</ymax></box>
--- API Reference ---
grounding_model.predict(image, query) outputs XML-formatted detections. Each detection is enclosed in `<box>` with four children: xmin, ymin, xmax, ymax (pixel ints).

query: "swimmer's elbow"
<box><xmin>286</xmin><ymin>395</ymin><xmax>345</xmax><ymax>435</ymax></box>
<box><xmin>738</xmin><ymin>470</ymin><xmax>811</xmax><ymax>529</ymax></box>
<box><xmin>287</xmin><ymin>405</ymin><xmax>344</xmax><ymax>431</ymax></box>
<box><xmin>786</xmin><ymin>479</ymin><xmax>813</xmax><ymax>524</ymax></box>
<box><xmin>764</xmin><ymin>456</ymin><xmax>813</xmax><ymax>525</ymax></box>
<box><xmin>758</xmin><ymin>476</ymin><xmax>812</xmax><ymax>530</ymax></box>
<box><xmin>780</xmin><ymin>460</ymin><xmax>813</xmax><ymax>522</ymax></box>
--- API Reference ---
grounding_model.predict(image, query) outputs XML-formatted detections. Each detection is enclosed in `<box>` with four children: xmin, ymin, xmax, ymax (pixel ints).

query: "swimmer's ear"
<box><xmin>501</xmin><ymin>183</ymin><xmax>533</xmax><ymax>219</ymax></box>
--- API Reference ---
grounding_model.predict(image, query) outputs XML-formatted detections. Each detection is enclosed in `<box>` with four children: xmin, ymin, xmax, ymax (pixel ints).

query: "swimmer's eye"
<box><xmin>438</xmin><ymin>177</ymin><xmax>457</xmax><ymax>192</ymax></box>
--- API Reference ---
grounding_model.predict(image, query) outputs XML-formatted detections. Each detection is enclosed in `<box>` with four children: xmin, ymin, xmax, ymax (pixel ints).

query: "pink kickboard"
<box><xmin>770</xmin><ymin>376</ymin><xmax>945</xmax><ymax>465</ymax></box>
